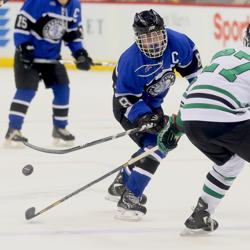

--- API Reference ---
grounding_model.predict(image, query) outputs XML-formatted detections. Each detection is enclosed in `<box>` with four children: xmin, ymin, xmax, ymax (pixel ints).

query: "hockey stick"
<box><xmin>23</xmin><ymin>124</ymin><xmax>153</xmax><ymax>154</ymax></box>
<box><xmin>25</xmin><ymin>145</ymin><xmax>158</xmax><ymax>220</ymax></box>
<box><xmin>33</xmin><ymin>58</ymin><xmax>115</xmax><ymax>67</ymax></box>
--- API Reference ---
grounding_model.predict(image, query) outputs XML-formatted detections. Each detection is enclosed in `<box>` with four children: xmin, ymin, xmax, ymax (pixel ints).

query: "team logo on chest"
<box><xmin>145</xmin><ymin>71</ymin><xmax>176</xmax><ymax>97</ymax></box>
<box><xmin>43</xmin><ymin>19</ymin><xmax>66</xmax><ymax>41</ymax></box>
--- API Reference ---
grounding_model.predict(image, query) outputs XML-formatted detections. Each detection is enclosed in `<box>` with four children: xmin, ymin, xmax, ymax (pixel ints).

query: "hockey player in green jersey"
<box><xmin>157</xmin><ymin>25</ymin><xmax>250</xmax><ymax>234</ymax></box>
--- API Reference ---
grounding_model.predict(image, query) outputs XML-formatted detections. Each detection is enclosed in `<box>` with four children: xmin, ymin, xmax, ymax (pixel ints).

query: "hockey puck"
<box><xmin>22</xmin><ymin>164</ymin><xmax>34</xmax><ymax>176</ymax></box>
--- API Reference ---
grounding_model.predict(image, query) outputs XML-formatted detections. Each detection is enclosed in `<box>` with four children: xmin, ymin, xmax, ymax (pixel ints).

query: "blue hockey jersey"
<box><xmin>114</xmin><ymin>28</ymin><xmax>202</xmax><ymax>123</ymax></box>
<box><xmin>14</xmin><ymin>0</ymin><xmax>83</xmax><ymax>59</ymax></box>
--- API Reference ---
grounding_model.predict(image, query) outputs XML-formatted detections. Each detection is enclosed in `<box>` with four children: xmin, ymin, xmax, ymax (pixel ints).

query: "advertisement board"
<box><xmin>0</xmin><ymin>2</ymin><xmax>249</xmax><ymax>67</ymax></box>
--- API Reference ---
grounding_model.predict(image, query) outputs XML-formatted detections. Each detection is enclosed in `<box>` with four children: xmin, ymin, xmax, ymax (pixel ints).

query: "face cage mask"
<box><xmin>135</xmin><ymin>30</ymin><xmax>167</xmax><ymax>59</ymax></box>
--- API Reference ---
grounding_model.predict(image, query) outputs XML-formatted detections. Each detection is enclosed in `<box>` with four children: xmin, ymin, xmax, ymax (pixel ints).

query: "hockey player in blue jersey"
<box><xmin>5</xmin><ymin>0</ymin><xmax>93</xmax><ymax>146</ymax></box>
<box><xmin>106</xmin><ymin>9</ymin><xmax>202</xmax><ymax>220</ymax></box>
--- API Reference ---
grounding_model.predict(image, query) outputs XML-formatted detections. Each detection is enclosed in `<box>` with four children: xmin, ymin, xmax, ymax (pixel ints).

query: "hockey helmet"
<box><xmin>243</xmin><ymin>24</ymin><xmax>250</xmax><ymax>47</ymax></box>
<box><xmin>133</xmin><ymin>9</ymin><xmax>167</xmax><ymax>58</ymax></box>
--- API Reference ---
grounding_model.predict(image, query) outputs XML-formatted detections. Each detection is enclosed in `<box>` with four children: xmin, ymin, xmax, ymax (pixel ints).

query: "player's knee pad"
<box><xmin>10</xmin><ymin>88</ymin><xmax>36</xmax><ymax>115</ymax></box>
<box><xmin>128</xmin><ymin>146</ymin><xmax>164</xmax><ymax>173</ymax></box>
<box><xmin>213</xmin><ymin>154</ymin><xmax>245</xmax><ymax>179</ymax></box>
<box><xmin>14</xmin><ymin>88</ymin><xmax>36</xmax><ymax>102</ymax></box>
<box><xmin>51</xmin><ymin>84</ymin><xmax>70</xmax><ymax>104</ymax></box>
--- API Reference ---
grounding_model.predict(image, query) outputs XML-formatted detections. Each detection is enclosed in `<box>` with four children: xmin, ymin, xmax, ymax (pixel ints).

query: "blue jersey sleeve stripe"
<box><xmin>185</xmin><ymin>69</ymin><xmax>202</xmax><ymax>81</ymax></box>
<box><xmin>14</xmin><ymin>29</ymin><xmax>30</xmax><ymax>35</ymax></box>
<box><xmin>20</xmin><ymin>10</ymin><xmax>37</xmax><ymax>23</ymax></box>
<box><xmin>115</xmin><ymin>93</ymin><xmax>142</xmax><ymax>98</ymax></box>
<box><xmin>45</xmin><ymin>12</ymin><xmax>76</xmax><ymax>22</ymax></box>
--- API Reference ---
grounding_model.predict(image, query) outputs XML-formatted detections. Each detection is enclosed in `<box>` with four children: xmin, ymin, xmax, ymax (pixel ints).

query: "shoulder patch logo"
<box><xmin>43</xmin><ymin>19</ymin><xmax>66</xmax><ymax>40</ymax></box>
<box><xmin>145</xmin><ymin>71</ymin><xmax>176</xmax><ymax>97</ymax></box>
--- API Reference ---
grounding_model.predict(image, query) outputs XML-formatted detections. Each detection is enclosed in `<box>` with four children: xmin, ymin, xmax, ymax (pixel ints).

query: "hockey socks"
<box><xmin>125</xmin><ymin>153</ymin><xmax>160</xmax><ymax>197</ymax></box>
<box><xmin>126</xmin><ymin>170</ymin><xmax>151</xmax><ymax>197</ymax></box>
<box><xmin>51</xmin><ymin>84</ymin><xmax>70</xmax><ymax>128</ymax></box>
<box><xmin>201</xmin><ymin>155</ymin><xmax>245</xmax><ymax>215</ymax></box>
<box><xmin>8</xmin><ymin>88</ymin><xmax>35</xmax><ymax>129</ymax></box>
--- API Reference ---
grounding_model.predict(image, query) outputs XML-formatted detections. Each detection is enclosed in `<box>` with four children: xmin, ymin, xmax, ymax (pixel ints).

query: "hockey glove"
<box><xmin>136</xmin><ymin>113</ymin><xmax>169</xmax><ymax>134</ymax></box>
<box><xmin>157</xmin><ymin>114</ymin><xmax>183</xmax><ymax>153</ymax></box>
<box><xmin>73</xmin><ymin>48</ymin><xmax>93</xmax><ymax>70</ymax></box>
<box><xmin>17</xmin><ymin>42</ymin><xmax>35</xmax><ymax>70</ymax></box>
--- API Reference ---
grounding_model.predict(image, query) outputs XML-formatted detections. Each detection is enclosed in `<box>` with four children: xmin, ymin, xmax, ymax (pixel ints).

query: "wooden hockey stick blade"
<box><xmin>23</xmin><ymin>141</ymin><xmax>82</xmax><ymax>154</ymax></box>
<box><xmin>24</xmin><ymin>146</ymin><xmax>158</xmax><ymax>220</ymax></box>
<box><xmin>25</xmin><ymin>207</ymin><xmax>36</xmax><ymax>220</ymax></box>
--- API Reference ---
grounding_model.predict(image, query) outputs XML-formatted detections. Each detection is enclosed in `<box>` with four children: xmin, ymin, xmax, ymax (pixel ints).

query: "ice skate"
<box><xmin>180</xmin><ymin>197</ymin><xmax>219</xmax><ymax>236</ymax></box>
<box><xmin>4</xmin><ymin>128</ymin><xmax>28</xmax><ymax>148</ymax></box>
<box><xmin>115</xmin><ymin>188</ymin><xmax>147</xmax><ymax>221</ymax></box>
<box><xmin>106</xmin><ymin>171</ymin><xmax>147</xmax><ymax>205</ymax></box>
<box><xmin>52</xmin><ymin>126</ymin><xmax>75</xmax><ymax>146</ymax></box>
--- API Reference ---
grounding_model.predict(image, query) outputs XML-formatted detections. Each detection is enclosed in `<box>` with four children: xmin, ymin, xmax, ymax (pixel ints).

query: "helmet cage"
<box><xmin>135</xmin><ymin>29</ymin><xmax>167</xmax><ymax>58</ymax></box>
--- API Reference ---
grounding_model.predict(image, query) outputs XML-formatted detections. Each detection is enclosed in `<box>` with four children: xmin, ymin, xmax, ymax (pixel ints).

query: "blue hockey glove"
<box><xmin>17</xmin><ymin>42</ymin><xmax>35</xmax><ymax>70</ymax></box>
<box><xmin>73</xmin><ymin>48</ymin><xmax>93</xmax><ymax>70</ymax></box>
<box><xmin>157</xmin><ymin>114</ymin><xmax>183</xmax><ymax>153</ymax></box>
<box><xmin>136</xmin><ymin>113</ymin><xmax>169</xmax><ymax>134</ymax></box>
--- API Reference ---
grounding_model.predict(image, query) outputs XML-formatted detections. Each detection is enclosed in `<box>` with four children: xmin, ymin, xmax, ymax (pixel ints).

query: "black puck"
<box><xmin>22</xmin><ymin>164</ymin><xmax>34</xmax><ymax>176</ymax></box>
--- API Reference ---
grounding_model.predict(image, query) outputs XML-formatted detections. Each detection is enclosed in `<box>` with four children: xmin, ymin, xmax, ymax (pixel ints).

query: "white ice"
<box><xmin>0</xmin><ymin>69</ymin><xmax>250</xmax><ymax>250</ymax></box>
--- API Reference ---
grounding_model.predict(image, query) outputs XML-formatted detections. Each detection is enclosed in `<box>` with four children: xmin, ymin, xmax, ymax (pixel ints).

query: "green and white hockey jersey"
<box><xmin>180</xmin><ymin>46</ymin><xmax>250</xmax><ymax>123</ymax></box>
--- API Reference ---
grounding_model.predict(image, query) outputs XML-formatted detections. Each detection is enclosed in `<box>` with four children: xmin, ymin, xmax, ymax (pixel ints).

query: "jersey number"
<box><xmin>16</xmin><ymin>15</ymin><xmax>28</xmax><ymax>29</ymax></box>
<box><xmin>119</xmin><ymin>97</ymin><xmax>132</xmax><ymax>108</ymax></box>
<box><xmin>202</xmin><ymin>48</ymin><xmax>250</xmax><ymax>82</ymax></box>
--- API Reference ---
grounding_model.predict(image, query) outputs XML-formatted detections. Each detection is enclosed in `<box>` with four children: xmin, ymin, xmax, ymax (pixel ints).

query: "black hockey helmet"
<box><xmin>133</xmin><ymin>9</ymin><xmax>167</xmax><ymax>58</ymax></box>
<box><xmin>133</xmin><ymin>9</ymin><xmax>165</xmax><ymax>35</ymax></box>
<box><xmin>243</xmin><ymin>24</ymin><xmax>250</xmax><ymax>47</ymax></box>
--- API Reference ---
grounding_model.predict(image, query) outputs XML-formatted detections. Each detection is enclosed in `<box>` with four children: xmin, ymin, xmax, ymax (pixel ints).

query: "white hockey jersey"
<box><xmin>180</xmin><ymin>46</ymin><xmax>250</xmax><ymax>123</ymax></box>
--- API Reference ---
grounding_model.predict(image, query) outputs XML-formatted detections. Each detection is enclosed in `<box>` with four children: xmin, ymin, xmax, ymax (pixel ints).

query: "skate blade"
<box><xmin>52</xmin><ymin>138</ymin><xmax>74</xmax><ymax>147</ymax></box>
<box><xmin>105</xmin><ymin>194</ymin><xmax>120</xmax><ymax>203</ymax></box>
<box><xmin>114</xmin><ymin>208</ymin><xmax>144</xmax><ymax>221</ymax></box>
<box><xmin>3</xmin><ymin>140</ymin><xmax>25</xmax><ymax>149</ymax></box>
<box><xmin>180</xmin><ymin>228</ymin><xmax>212</xmax><ymax>237</ymax></box>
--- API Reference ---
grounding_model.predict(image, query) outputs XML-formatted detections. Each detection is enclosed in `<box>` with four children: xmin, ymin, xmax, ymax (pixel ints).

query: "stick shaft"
<box><xmin>24</xmin><ymin>125</ymin><xmax>152</xmax><ymax>154</ymax></box>
<box><xmin>28</xmin><ymin>146</ymin><xmax>158</xmax><ymax>219</ymax></box>
<box><xmin>33</xmin><ymin>58</ymin><xmax>115</xmax><ymax>67</ymax></box>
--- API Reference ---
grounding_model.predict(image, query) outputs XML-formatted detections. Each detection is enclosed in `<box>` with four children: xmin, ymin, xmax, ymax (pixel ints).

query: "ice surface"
<box><xmin>0</xmin><ymin>69</ymin><xmax>249</xmax><ymax>249</ymax></box>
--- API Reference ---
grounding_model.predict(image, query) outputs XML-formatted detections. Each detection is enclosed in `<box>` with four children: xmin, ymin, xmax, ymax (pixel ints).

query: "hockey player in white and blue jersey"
<box><xmin>5</xmin><ymin>0</ymin><xmax>93</xmax><ymax>146</ymax></box>
<box><xmin>106</xmin><ymin>9</ymin><xmax>202</xmax><ymax>220</ymax></box>
<box><xmin>157</xmin><ymin>25</ymin><xmax>250</xmax><ymax>234</ymax></box>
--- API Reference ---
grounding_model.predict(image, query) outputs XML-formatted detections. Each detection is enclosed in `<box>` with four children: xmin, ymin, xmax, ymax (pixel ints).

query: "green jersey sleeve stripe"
<box><xmin>183</xmin><ymin>103</ymin><xmax>245</xmax><ymax>114</ymax></box>
<box><xmin>189</xmin><ymin>85</ymin><xmax>243</xmax><ymax>108</ymax></box>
